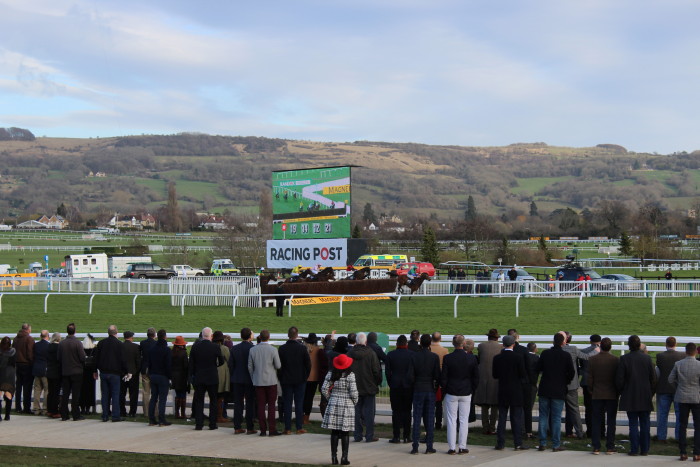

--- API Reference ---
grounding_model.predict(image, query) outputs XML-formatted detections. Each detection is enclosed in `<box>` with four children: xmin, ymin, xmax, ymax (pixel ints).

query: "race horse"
<box><xmin>285</xmin><ymin>268</ymin><xmax>312</xmax><ymax>283</ymax></box>
<box><xmin>395</xmin><ymin>272</ymin><xmax>431</xmax><ymax>299</ymax></box>
<box><xmin>258</xmin><ymin>273</ymin><xmax>278</xmax><ymax>289</ymax></box>
<box><xmin>312</xmin><ymin>267</ymin><xmax>335</xmax><ymax>282</ymax></box>
<box><xmin>343</xmin><ymin>266</ymin><xmax>371</xmax><ymax>280</ymax></box>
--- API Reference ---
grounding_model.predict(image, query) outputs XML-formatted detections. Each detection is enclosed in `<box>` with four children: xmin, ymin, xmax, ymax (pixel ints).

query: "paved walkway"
<box><xmin>0</xmin><ymin>415</ymin><xmax>679</xmax><ymax>466</ymax></box>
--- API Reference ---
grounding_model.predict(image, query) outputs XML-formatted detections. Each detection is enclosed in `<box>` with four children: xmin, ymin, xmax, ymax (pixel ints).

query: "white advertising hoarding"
<box><xmin>266</xmin><ymin>238</ymin><xmax>349</xmax><ymax>269</ymax></box>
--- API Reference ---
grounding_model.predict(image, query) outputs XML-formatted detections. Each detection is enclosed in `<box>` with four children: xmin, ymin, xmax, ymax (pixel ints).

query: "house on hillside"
<box><xmin>199</xmin><ymin>215</ymin><xmax>227</xmax><ymax>230</ymax></box>
<box><xmin>17</xmin><ymin>215</ymin><xmax>68</xmax><ymax>230</ymax></box>
<box><xmin>109</xmin><ymin>213</ymin><xmax>157</xmax><ymax>230</ymax></box>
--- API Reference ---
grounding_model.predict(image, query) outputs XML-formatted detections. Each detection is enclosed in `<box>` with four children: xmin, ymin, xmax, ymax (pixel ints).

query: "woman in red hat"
<box><xmin>321</xmin><ymin>354</ymin><xmax>358</xmax><ymax>465</ymax></box>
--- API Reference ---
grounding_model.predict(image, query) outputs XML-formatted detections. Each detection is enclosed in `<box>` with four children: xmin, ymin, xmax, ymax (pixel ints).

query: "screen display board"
<box><xmin>272</xmin><ymin>166</ymin><xmax>351</xmax><ymax>239</ymax></box>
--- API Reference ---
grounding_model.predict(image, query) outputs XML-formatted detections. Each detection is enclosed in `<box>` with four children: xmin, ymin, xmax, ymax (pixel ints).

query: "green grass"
<box><xmin>0</xmin><ymin>294</ymin><xmax>697</xmax><ymax>338</ymax></box>
<box><xmin>132</xmin><ymin>177</ymin><xmax>230</xmax><ymax>204</ymax></box>
<box><xmin>511</xmin><ymin>176</ymin><xmax>573</xmax><ymax>195</ymax></box>
<box><xmin>0</xmin><ymin>445</ymin><xmax>305</xmax><ymax>466</ymax></box>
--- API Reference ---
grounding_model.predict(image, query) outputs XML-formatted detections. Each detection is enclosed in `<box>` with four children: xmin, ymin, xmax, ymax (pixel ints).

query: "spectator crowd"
<box><xmin>0</xmin><ymin>323</ymin><xmax>698</xmax><ymax>464</ymax></box>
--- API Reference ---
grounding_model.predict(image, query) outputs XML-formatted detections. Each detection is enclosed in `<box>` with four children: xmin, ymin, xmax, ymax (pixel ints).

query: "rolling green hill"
<box><xmin>0</xmin><ymin>135</ymin><xmax>698</xmax><ymax>236</ymax></box>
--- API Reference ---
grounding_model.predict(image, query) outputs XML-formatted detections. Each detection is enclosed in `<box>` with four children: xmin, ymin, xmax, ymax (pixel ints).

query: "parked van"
<box><xmin>65</xmin><ymin>254</ymin><xmax>109</xmax><ymax>278</ymax></box>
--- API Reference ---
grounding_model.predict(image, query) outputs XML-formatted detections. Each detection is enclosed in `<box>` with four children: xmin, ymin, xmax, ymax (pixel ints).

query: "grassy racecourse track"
<box><xmin>0</xmin><ymin>294</ymin><xmax>697</xmax><ymax>337</ymax></box>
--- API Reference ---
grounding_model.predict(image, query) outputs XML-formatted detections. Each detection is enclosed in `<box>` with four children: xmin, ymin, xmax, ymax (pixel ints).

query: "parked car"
<box><xmin>124</xmin><ymin>263</ymin><xmax>176</xmax><ymax>279</ymax></box>
<box><xmin>395</xmin><ymin>262</ymin><xmax>436</xmax><ymax>277</ymax></box>
<box><xmin>601</xmin><ymin>273</ymin><xmax>642</xmax><ymax>290</ymax></box>
<box><xmin>171</xmin><ymin>264</ymin><xmax>206</xmax><ymax>277</ymax></box>
<box><xmin>490</xmin><ymin>268</ymin><xmax>536</xmax><ymax>281</ymax></box>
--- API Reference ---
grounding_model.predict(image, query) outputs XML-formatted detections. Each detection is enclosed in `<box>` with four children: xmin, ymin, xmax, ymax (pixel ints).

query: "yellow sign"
<box><xmin>291</xmin><ymin>295</ymin><xmax>390</xmax><ymax>306</ymax></box>
<box><xmin>322</xmin><ymin>184</ymin><xmax>350</xmax><ymax>195</ymax></box>
<box><xmin>0</xmin><ymin>273</ymin><xmax>37</xmax><ymax>288</ymax></box>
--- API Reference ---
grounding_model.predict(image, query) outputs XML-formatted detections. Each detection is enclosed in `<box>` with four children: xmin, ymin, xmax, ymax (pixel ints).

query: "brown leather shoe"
<box><xmin>234</xmin><ymin>429</ymin><xmax>246</xmax><ymax>434</ymax></box>
<box><xmin>680</xmin><ymin>454</ymin><xmax>688</xmax><ymax>461</ymax></box>
<box><xmin>282</xmin><ymin>430</ymin><xmax>292</xmax><ymax>435</ymax></box>
<box><xmin>246</xmin><ymin>429</ymin><xmax>258</xmax><ymax>435</ymax></box>
<box><xmin>296</xmin><ymin>429</ymin><xmax>307</xmax><ymax>434</ymax></box>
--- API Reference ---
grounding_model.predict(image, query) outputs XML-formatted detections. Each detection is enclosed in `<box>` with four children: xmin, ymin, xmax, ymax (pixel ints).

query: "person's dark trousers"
<box><xmin>149</xmin><ymin>374</ymin><xmax>169</xmax><ymax>424</ymax></box>
<box><xmin>282</xmin><ymin>382</ymin><xmax>306</xmax><ymax>431</ymax></box>
<box><xmin>412</xmin><ymin>391</ymin><xmax>435</xmax><ymax>451</ymax></box>
<box><xmin>389</xmin><ymin>388</ymin><xmax>413</xmax><ymax>441</ymax></box>
<box><xmin>353</xmin><ymin>394</ymin><xmax>376</xmax><ymax>442</ymax></box>
<box><xmin>303</xmin><ymin>381</ymin><xmax>319</xmax><ymax>416</ymax></box>
<box><xmin>496</xmin><ymin>404</ymin><xmax>524</xmax><ymax>448</ymax></box>
<box><xmin>523</xmin><ymin>384</ymin><xmax>537</xmax><ymax>435</ymax></box>
<box><xmin>627</xmin><ymin>410</ymin><xmax>651</xmax><ymax>455</ymax></box>
<box><xmin>591</xmin><ymin>399</ymin><xmax>617</xmax><ymax>451</ymax></box>
<box><xmin>15</xmin><ymin>363</ymin><xmax>33</xmax><ymax>412</ymax></box>
<box><xmin>100</xmin><ymin>373</ymin><xmax>121</xmax><ymax>421</ymax></box>
<box><xmin>581</xmin><ymin>385</ymin><xmax>593</xmax><ymax>437</ymax></box>
<box><xmin>193</xmin><ymin>383</ymin><xmax>218</xmax><ymax>429</ymax></box>
<box><xmin>47</xmin><ymin>377</ymin><xmax>61</xmax><ymax>414</ymax></box>
<box><xmin>435</xmin><ymin>397</ymin><xmax>443</xmax><ymax>429</ymax></box>
<box><xmin>119</xmin><ymin>375</ymin><xmax>139</xmax><ymax>417</ymax></box>
<box><xmin>678</xmin><ymin>403</ymin><xmax>700</xmax><ymax>457</ymax></box>
<box><xmin>232</xmin><ymin>382</ymin><xmax>256</xmax><ymax>430</ymax></box>
<box><xmin>255</xmin><ymin>385</ymin><xmax>278</xmax><ymax>434</ymax></box>
<box><xmin>60</xmin><ymin>374</ymin><xmax>83</xmax><ymax>420</ymax></box>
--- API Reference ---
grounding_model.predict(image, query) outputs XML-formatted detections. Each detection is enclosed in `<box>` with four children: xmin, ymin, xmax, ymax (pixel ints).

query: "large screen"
<box><xmin>272</xmin><ymin>166</ymin><xmax>351</xmax><ymax>239</ymax></box>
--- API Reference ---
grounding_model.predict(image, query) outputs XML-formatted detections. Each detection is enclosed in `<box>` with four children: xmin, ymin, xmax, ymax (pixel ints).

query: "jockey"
<box><xmin>290</xmin><ymin>264</ymin><xmax>303</xmax><ymax>281</ymax></box>
<box><xmin>257</xmin><ymin>266</ymin><xmax>265</xmax><ymax>277</ymax></box>
<box><xmin>407</xmin><ymin>265</ymin><xmax>418</xmax><ymax>283</ymax></box>
<box><xmin>311</xmin><ymin>264</ymin><xmax>321</xmax><ymax>275</ymax></box>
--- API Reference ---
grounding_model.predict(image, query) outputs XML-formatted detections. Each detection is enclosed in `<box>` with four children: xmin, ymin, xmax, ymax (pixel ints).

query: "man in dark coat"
<box><xmin>385</xmin><ymin>334</ymin><xmax>414</xmax><ymax>444</ymax></box>
<box><xmin>120</xmin><ymin>330</ymin><xmax>141</xmax><ymax>418</ymax></box>
<box><xmin>139</xmin><ymin>328</ymin><xmax>157</xmax><ymax>418</ymax></box>
<box><xmin>440</xmin><ymin>334</ymin><xmax>479</xmax><ymax>455</ymax></box>
<box><xmin>524</xmin><ymin>342</ymin><xmax>540</xmax><ymax>438</ymax></box>
<box><xmin>348</xmin><ymin>333</ymin><xmax>381</xmax><ymax>443</ymax></box>
<box><xmin>493</xmin><ymin>334</ymin><xmax>528</xmax><ymax>450</ymax></box>
<box><xmin>189</xmin><ymin>327</ymin><xmax>223</xmax><ymax>430</ymax></box>
<box><xmin>536</xmin><ymin>332</ymin><xmax>575</xmax><ymax>452</ymax></box>
<box><xmin>407</xmin><ymin>330</ymin><xmax>421</xmax><ymax>352</ymax></box>
<box><xmin>410</xmin><ymin>334</ymin><xmax>441</xmax><ymax>455</ymax></box>
<box><xmin>367</xmin><ymin>332</ymin><xmax>387</xmax><ymax>363</ymax></box>
<box><xmin>616</xmin><ymin>335</ymin><xmax>657</xmax><ymax>456</ymax></box>
<box><xmin>278</xmin><ymin>326</ymin><xmax>311</xmax><ymax>434</ymax></box>
<box><xmin>31</xmin><ymin>330</ymin><xmax>50</xmax><ymax>416</ymax></box>
<box><xmin>230</xmin><ymin>327</ymin><xmax>256</xmax><ymax>434</ymax></box>
<box><xmin>57</xmin><ymin>323</ymin><xmax>86</xmax><ymax>421</ymax></box>
<box><xmin>655</xmin><ymin>336</ymin><xmax>685</xmax><ymax>442</ymax></box>
<box><xmin>12</xmin><ymin>323</ymin><xmax>34</xmax><ymax>413</ymax></box>
<box><xmin>147</xmin><ymin>329</ymin><xmax>172</xmax><ymax>426</ymax></box>
<box><xmin>93</xmin><ymin>325</ymin><xmax>126</xmax><ymax>422</ymax></box>
<box><xmin>508</xmin><ymin>329</ymin><xmax>532</xmax><ymax>440</ymax></box>
<box><xmin>588</xmin><ymin>337</ymin><xmax>619</xmax><ymax>454</ymax></box>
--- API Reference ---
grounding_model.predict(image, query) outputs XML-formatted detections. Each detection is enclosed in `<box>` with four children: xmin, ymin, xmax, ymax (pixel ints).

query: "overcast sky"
<box><xmin>1</xmin><ymin>0</ymin><xmax>699</xmax><ymax>153</ymax></box>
